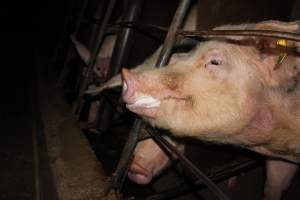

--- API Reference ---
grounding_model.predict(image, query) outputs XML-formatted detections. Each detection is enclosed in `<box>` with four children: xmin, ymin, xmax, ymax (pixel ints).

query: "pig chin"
<box><xmin>125</xmin><ymin>96</ymin><xmax>161</xmax><ymax>118</ymax></box>
<box><xmin>126</xmin><ymin>103</ymin><xmax>159</xmax><ymax>118</ymax></box>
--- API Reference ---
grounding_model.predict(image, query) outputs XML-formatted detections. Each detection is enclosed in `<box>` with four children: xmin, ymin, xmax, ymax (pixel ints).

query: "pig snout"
<box><xmin>127</xmin><ymin>139</ymin><xmax>171</xmax><ymax>185</ymax></box>
<box><xmin>128</xmin><ymin>157</ymin><xmax>154</xmax><ymax>184</ymax></box>
<box><xmin>121</xmin><ymin>68</ymin><xmax>138</xmax><ymax>104</ymax></box>
<box><xmin>121</xmin><ymin>68</ymin><xmax>161</xmax><ymax>118</ymax></box>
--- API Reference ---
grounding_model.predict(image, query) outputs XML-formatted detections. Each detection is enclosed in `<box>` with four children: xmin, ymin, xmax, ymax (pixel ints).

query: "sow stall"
<box><xmin>38</xmin><ymin>0</ymin><xmax>297</xmax><ymax>199</ymax></box>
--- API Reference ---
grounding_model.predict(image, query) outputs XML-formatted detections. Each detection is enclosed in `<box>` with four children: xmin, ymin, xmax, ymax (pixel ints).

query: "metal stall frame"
<box><xmin>105</xmin><ymin>1</ymin><xmax>229</xmax><ymax>200</ymax></box>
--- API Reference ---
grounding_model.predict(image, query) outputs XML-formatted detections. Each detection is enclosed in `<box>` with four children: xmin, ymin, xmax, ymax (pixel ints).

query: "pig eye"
<box><xmin>209</xmin><ymin>59</ymin><xmax>222</xmax><ymax>66</ymax></box>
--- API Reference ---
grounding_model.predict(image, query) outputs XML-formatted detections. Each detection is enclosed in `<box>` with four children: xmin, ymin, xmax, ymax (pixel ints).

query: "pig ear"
<box><xmin>254</xmin><ymin>21</ymin><xmax>300</xmax><ymax>90</ymax></box>
<box><xmin>254</xmin><ymin>21</ymin><xmax>300</xmax><ymax>50</ymax></box>
<box><xmin>214</xmin><ymin>21</ymin><xmax>300</xmax><ymax>49</ymax></box>
<box><xmin>258</xmin><ymin>54</ymin><xmax>300</xmax><ymax>91</ymax></box>
<box><xmin>70</xmin><ymin>34</ymin><xmax>91</xmax><ymax>65</ymax></box>
<box><xmin>215</xmin><ymin>21</ymin><xmax>300</xmax><ymax>90</ymax></box>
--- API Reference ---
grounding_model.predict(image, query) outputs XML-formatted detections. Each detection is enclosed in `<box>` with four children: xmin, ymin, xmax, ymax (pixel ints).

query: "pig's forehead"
<box><xmin>199</xmin><ymin>40</ymin><xmax>239</xmax><ymax>51</ymax></box>
<box><xmin>191</xmin><ymin>40</ymin><xmax>238</xmax><ymax>57</ymax></box>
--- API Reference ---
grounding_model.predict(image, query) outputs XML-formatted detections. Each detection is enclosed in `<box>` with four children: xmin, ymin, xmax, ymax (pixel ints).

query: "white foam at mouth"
<box><xmin>129</xmin><ymin>95</ymin><xmax>160</xmax><ymax>108</ymax></box>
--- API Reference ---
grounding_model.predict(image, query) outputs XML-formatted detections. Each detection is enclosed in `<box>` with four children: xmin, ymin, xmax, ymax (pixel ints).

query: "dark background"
<box><xmin>0</xmin><ymin>1</ymin><xmax>68</xmax><ymax>199</ymax></box>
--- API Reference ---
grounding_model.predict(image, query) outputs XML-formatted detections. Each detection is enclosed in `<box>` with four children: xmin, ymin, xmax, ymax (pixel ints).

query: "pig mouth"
<box><xmin>125</xmin><ymin>95</ymin><xmax>161</xmax><ymax>117</ymax></box>
<box><xmin>125</xmin><ymin>94</ymin><xmax>187</xmax><ymax>118</ymax></box>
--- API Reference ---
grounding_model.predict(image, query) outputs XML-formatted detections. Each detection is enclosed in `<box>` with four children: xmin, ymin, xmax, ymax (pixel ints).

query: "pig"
<box><xmin>120</xmin><ymin>5</ymin><xmax>198</xmax><ymax>186</ymax></box>
<box><xmin>128</xmin><ymin>135</ymin><xmax>184</xmax><ymax>184</ymax></box>
<box><xmin>84</xmin><ymin>2</ymin><xmax>198</xmax><ymax>95</ymax></box>
<box><xmin>77</xmin><ymin>4</ymin><xmax>198</xmax><ymax>186</ymax></box>
<box><xmin>71</xmin><ymin>34</ymin><xmax>116</xmax><ymax>79</ymax></box>
<box><xmin>121</xmin><ymin>20</ymin><xmax>300</xmax><ymax>200</ymax></box>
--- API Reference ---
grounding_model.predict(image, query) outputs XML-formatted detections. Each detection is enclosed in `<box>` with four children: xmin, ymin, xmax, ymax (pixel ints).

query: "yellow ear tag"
<box><xmin>275</xmin><ymin>39</ymin><xmax>287</xmax><ymax>69</ymax></box>
<box><xmin>276</xmin><ymin>39</ymin><xmax>287</xmax><ymax>47</ymax></box>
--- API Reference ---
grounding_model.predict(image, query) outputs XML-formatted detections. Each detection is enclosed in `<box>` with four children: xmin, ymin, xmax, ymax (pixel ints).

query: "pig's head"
<box><xmin>71</xmin><ymin>35</ymin><xmax>115</xmax><ymax>79</ymax></box>
<box><xmin>122</xmin><ymin>29</ymin><xmax>300</xmax><ymax>142</ymax></box>
<box><xmin>122</xmin><ymin>41</ymin><xmax>263</xmax><ymax>141</ymax></box>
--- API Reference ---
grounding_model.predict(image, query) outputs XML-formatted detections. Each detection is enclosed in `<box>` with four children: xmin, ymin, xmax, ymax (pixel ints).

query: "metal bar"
<box><xmin>95</xmin><ymin>0</ymin><xmax>144</xmax><ymax>132</ymax></box>
<box><xmin>101</xmin><ymin>0</ymin><xmax>146</xmax><ymax>191</ymax></box>
<box><xmin>73</xmin><ymin>0</ymin><xmax>117</xmax><ymax>113</ymax></box>
<box><xmin>108</xmin><ymin>119</ymin><xmax>143</xmax><ymax>192</ymax></box>
<box><xmin>108</xmin><ymin>0</ymin><xmax>192</xmax><ymax>194</ymax></box>
<box><xmin>179</xmin><ymin>29</ymin><xmax>300</xmax><ymax>42</ymax></box>
<box><xmin>88</xmin><ymin>1</ymin><xmax>108</xmax><ymax>50</ymax></box>
<box><xmin>146</xmin><ymin>127</ymin><xmax>231</xmax><ymax>200</ymax></box>
<box><xmin>106</xmin><ymin>2</ymin><xmax>143</xmax><ymax>78</ymax></box>
<box><xmin>155</xmin><ymin>0</ymin><xmax>191</xmax><ymax>67</ymax></box>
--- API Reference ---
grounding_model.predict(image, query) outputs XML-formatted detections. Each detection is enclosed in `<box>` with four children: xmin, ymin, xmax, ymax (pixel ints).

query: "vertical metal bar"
<box><xmin>106</xmin><ymin>0</ymin><xmax>144</xmax><ymax>79</ymax></box>
<box><xmin>155</xmin><ymin>0</ymin><xmax>191</xmax><ymax>68</ymax></box>
<box><xmin>109</xmin><ymin>0</ymin><xmax>191</xmax><ymax>193</ymax></box>
<box><xmin>109</xmin><ymin>119</ymin><xmax>143</xmax><ymax>192</ymax></box>
<box><xmin>88</xmin><ymin>2</ymin><xmax>107</xmax><ymax>50</ymax></box>
<box><xmin>95</xmin><ymin>0</ymin><xmax>144</xmax><ymax>132</ymax></box>
<box><xmin>73</xmin><ymin>0</ymin><xmax>117</xmax><ymax>113</ymax></box>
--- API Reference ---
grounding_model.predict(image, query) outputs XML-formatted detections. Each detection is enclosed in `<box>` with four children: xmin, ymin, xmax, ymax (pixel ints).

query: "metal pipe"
<box><xmin>180</xmin><ymin>29</ymin><xmax>300</xmax><ymax>43</ymax></box>
<box><xmin>88</xmin><ymin>1</ymin><xmax>108</xmax><ymax>50</ymax></box>
<box><xmin>108</xmin><ymin>0</ymin><xmax>192</xmax><ymax>194</ymax></box>
<box><xmin>106</xmin><ymin>1</ymin><xmax>143</xmax><ymax>78</ymax></box>
<box><xmin>146</xmin><ymin>127</ymin><xmax>231</xmax><ymax>200</ymax></box>
<box><xmin>95</xmin><ymin>0</ymin><xmax>144</xmax><ymax>132</ymax></box>
<box><xmin>73</xmin><ymin>0</ymin><xmax>117</xmax><ymax>113</ymax></box>
<box><xmin>155</xmin><ymin>0</ymin><xmax>191</xmax><ymax>67</ymax></box>
<box><xmin>107</xmin><ymin>119</ymin><xmax>143</xmax><ymax>192</ymax></box>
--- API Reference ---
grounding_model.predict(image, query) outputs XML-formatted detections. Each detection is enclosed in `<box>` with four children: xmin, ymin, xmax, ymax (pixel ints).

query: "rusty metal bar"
<box><xmin>72</xmin><ymin>0</ymin><xmax>117</xmax><ymax>113</ymax></box>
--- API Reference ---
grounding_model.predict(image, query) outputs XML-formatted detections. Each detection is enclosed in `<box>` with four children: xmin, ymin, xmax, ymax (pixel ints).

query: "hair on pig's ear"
<box><xmin>212</xmin><ymin>21</ymin><xmax>300</xmax><ymax>91</ymax></box>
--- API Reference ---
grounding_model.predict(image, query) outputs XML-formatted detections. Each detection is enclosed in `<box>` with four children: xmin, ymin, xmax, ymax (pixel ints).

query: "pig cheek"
<box><xmin>151</xmin><ymin>99</ymin><xmax>187</xmax><ymax>131</ymax></box>
<box><xmin>191</xmin><ymin>88</ymin><xmax>249</xmax><ymax>134</ymax></box>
